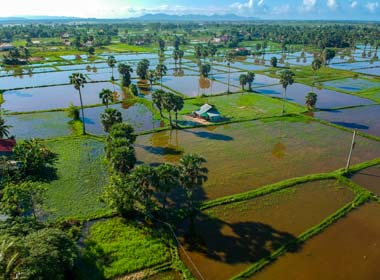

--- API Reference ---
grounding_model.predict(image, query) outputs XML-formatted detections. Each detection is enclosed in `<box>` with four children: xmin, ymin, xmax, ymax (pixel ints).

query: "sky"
<box><xmin>0</xmin><ymin>0</ymin><xmax>379</xmax><ymax>20</ymax></box>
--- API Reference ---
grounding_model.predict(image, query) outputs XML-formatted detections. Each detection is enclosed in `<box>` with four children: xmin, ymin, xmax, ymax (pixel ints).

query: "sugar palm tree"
<box><xmin>129</xmin><ymin>165</ymin><xmax>159</xmax><ymax>218</ymax></box>
<box><xmin>179</xmin><ymin>154</ymin><xmax>208</xmax><ymax>226</ymax></box>
<box><xmin>246</xmin><ymin>71</ymin><xmax>255</xmax><ymax>92</ymax></box>
<box><xmin>311</xmin><ymin>58</ymin><xmax>322</xmax><ymax>89</ymax></box>
<box><xmin>239</xmin><ymin>74</ymin><xmax>248</xmax><ymax>91</ymax></box>
<box><xmin>172</xmin><ymin>95</ymin><xmax>184</xmax><ymax>125</ymax></box>
<box><xmin>107</xmin><ymin>55</ymin><xmax>117</xmax><ymax>81</ymax></box>
<box><xmin>0</xmin><ymin>118</ymin><xmax>11</xmax><ymax>139</ymax></box>
<box><xmin>147</xmin><ymin>69</ymin><xmax>157</xmax><ymax>89</ymax></box>
<box><xmin>156</xmin><ymin>163</ymin><xmax>179</xmax><ymax>210</ymax></box>
<box><xmin>224</xmin><ymin>52</ymin><xmax>235</xmax><ymax>94</ymax></box>
<box><xmin>162</xmin><ymin>91</ymin><xmax>176</xmax><ymax>128</ymax></box>
<box><xmin>305</xmin><ymin>92</ymin><xmax>318</xmax><ymax>110</ymax></box>
<box><xmin>69</xmin><ymin>72</ymin><xmax>87</xmax><ymax>134</ymax></box>
<box><xmin>152</xmin><ymin>89</ymin><xmax>165</xmax><ymax>118</ymax></box>
<box><xmin>155</xmin><ymin>63</ymin><xmax>167</xmax><ymax>89</ymax></box>
<box><xmin>100</xmin><ymin>108</ymin><xmax>123</xmax><ymax>133</ymax></box>
<box><xmin>118</xmin><ymin>63</ymin><xmax>133</xmax><ymax>87</ymax></box>
<box><xmin>279</xmin><ymin>70</ymin><xmax>295</xmax><ymax>116</ymax></box>
<box><xmin>99</xmin><ymin>88</ymin><xmax>114</xmax><ymax>108</ymax></box>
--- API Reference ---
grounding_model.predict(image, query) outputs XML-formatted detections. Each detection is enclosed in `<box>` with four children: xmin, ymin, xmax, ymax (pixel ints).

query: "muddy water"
<box><xmin>179</xmin><ymin>180</ymin><xmax>354</xmax><ymax>280</ymax></box>
<box><xmin>135</xmin><ymin>119</ymin><xmax>380</xmax><ymax>200</ymax></box>
<box><xmin>253</xmin><ymin>202</ymin><xmax>380</xmax><ymax>280</ymax></box>
<box><xmin>162</xmin><ymin>75</ymin><xmax>239</xmax><ymax>97</ymax></box>
<box><xmin>83</xmin><ymin>103</ymin><xmax>162</xmax><ymax>135</ymax></box>
<box><xmin>314</xmin><ymin>105</ymin><xmax>380</xmax><ymax>138</ymax></box>
<box><xmin>5</xmin><ymin>111</ymin><xmax>71</xmax><ymax>139</ymax></box>
<box><xmin>254</xmin><ymin>83</ymin><xmax>374</xmax><ymax>109</ymax></box>
<box><xmin>351</xmin><ymin>165</ymin><xmax>380</xmax><ymax>196</ymax></box>
<box><xmin>3</xmin><ymin>82</ymin><xmax>117</xmax><ymax>112</ymax></box>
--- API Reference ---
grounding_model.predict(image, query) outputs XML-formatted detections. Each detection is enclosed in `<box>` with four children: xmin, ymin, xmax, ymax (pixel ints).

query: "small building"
<box><xmin>61</xmin><ymin>33</ymin><xmax>70</xmax><ymax>39</ymax></box>
<box><xmin>0</xmin><ymin>43</ymin><xmax>15</xmax><ymax>51</ymax></box>
<box><xmin>193</xmin><ymin>104</ymin><xmax>222</xmax><ymax>122</ymax></box>
<box><xmin>0</xmin><ymin>139</ymin><xmax>16</xmax><ymax>157</ymax></box>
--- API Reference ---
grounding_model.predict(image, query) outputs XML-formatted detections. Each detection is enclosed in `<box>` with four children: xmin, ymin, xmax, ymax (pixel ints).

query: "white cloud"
<box><xmin>230</xmin><ymin>0</ymin><xmax>254</xmax><ymax>10</ymax></box>
<box><xmin>301</xmin><ymin>0</ymin><xmax>317</xmax><ymax>12</ymax></box>
<box><xmin>271</xmin><ymin>4</ymin><xmax>290</xmax><ymax>15</ymax></box>
<box><xmin>365</xmin><ymin>2</ymin><xmax>379</xmax><ymax>12</ymax></box>
<box><xmin>350</xmin><ymin>1</ymin><xmax>358</xmax><ymax>8</ymax></box>
<box><xmin>327</xmin><ymin>0</ymin><xmax>338</xmax><ymax>9</ymax></box>
<box><xmin>258</xmin><ymin>0</ymin><xmax>265</xmax><ymax>7</ymax></box>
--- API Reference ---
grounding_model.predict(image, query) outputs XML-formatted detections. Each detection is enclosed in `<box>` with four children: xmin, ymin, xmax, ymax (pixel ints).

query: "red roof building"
<box><xmin>0</xmin><ymin>139</ymin><xmax>16</xmax><ymax>155</ymax></box>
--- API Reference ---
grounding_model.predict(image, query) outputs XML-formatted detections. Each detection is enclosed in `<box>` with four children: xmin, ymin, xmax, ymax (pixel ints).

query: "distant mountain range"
<box><xmin>131</xmin><ymin>13</ymin><xmax>257</xmax><ymax>22</ymax></box>
<box><xmin>0</xmin><ymin>13</ymin><xmax>257</xmax><ymax>23</ymax></box>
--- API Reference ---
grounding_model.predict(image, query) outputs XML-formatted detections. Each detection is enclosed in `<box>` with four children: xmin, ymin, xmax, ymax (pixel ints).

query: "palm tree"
<box><xmin>200</xmin><ymin>63</ymin><xmax>211</xmax><ymax>78</ymax></box>
<box><xmin>100</xmin><ymin>108</ymin><xmax>123</xmax><ymax>133</ymax></box>
<box><xmin>270</xmin><ymin>56</ymin><xmax>278</xmax><ymax>67</ymax></box>
<box><xmin>279</xmin><ymin>70</ymin><xmax>295</xmax><ymax>116</ymax></box>
<box><xmin>118</xmin><ymin>63</ymin><xmax>133</xmax><ymax>87</ymax></box>
<box><xmin>311</xmin><ymin>58</ymin><xmax>322</xmax><ymax>88</ymax></box>
<box><xmin>107</xmin><ymin>55</ymin><xmax>117</xmax><ymax>81</ymax></box>
<box><xmin>246</xmin><ymin>71</ymin><xmax>255</xmax><ymax>92</ymax></box>
<box><xmin>173</xmin><ymin>95</ymin><xmax>184</xmax><ymax>125</ymax></box>
<box><xmin>147</xmin><ymin>70</ymin><xmax>157</xmax><ymax>89</ymax></box>
<box><xmin>162</xmin><ymin>92</ymin><xmax>176</xmax><ymax>128</ymax></box>
<box><xmin>305</xmin><ymin>92</ymin><xmax>318</xmax><ymax>110</ymax></box>
<box><xmin>224</xmin><ymin>52</ymin><xmax>235</xmax><ymax>94</ymax></box>
<box><xmin>155</xmin><ymin>63</ymin><xmax>167</xmax><ymax>89</ymax></box>
<box><xmin>0</xmin><ymin>118</ymin><xmax>11</xmax><ymax>139</ymax></box>
<box><xmin>129</xmin><ymin>165</ymin><xmax>159</xmax><ymax>218</ymax></box>
<box><xmin>179</xmin><ymin>154</ymin><xmax>208</xmax><ymax>226</ymax></box>
<box><xmin>69</xmin><ymin>72</ymin><xmax>87</xmax><ymax>134</ymax></box>
<box><xmin>156</xmin><ymin>163</ymin><xmax>179</xmax><ymax>210</ymax></box>
<box><xmin>178</xmin><ymin>49</ymin><xmax>185</xmax><ymax>65</ymax></box>
<box><xmin>173</xmin><ymin>49</ymin><xmax>179</xmax><ymax>65</ymax></box>
<box><xmin>239</xmin><ymin>74</ymin><xmax>248</xmax><ymax>91</ymax></box>
<box><xmin>99</xmin><ymin>88</ymin><xmax>114</xmax><ymax>108</ymax></box>
<box><xmin>152</xmin><ymin>89</ymin><xmax>165</xmax><ymax>118</ymax></box>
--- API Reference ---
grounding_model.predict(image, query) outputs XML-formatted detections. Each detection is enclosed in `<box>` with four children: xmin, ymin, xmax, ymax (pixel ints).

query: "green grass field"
<box><xmin>180</xmin><ymin>92</ymin><xmax>305</xmax><ymax>121</ymax></box>
<box><xmin>43</xmin><ymin>137</ymin><xmax>110</xmax><ymax>220</ymax></box>
<box><xmin>80</xmin><ymin>217</ymin><xmax>171</xmax><ymax>279</ymax></box>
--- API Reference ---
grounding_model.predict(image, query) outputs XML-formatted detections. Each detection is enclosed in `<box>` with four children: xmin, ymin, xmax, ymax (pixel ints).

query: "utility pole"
<box><xmin>346</xmin><ymin>130</ymin><xmax>357</xmax><ymax>170</ymax></box>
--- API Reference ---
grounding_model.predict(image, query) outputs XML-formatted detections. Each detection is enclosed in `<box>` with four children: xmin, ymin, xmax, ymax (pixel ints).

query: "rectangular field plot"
<box><xmin>5</xmin><ymin>111</ymin><xmax>72</xmax><ymax>139</ymax></box>
<box><xmin>253</xmin><ymin>202</ymin><xmax>380</xmax><ymax>280</ymax></box>
<box><xmin>254</xmin><ymin>83</ymin><xmax>374</xmax><ymax>109</ymax></box>
<box><xmin>162</xmin><ymin>75</ymin><xmax>239</xmax><ymax>97</ymax></box>
<box><xmin>179</xmin><ymin>180</ymin><xmax>354</xmax><ymax>280</ymax></box>
<box><xmin>323</xmin><ymin>78</ymin><xmax>380</xmax><ymax>92</ymax></box>
<box><xmin>351</xmin><ymin>165</ymin><xmax>380</xmax><ymax>196</ymax></box>
<box><xmin>314</xmin><ymin>105</ymin><xmax>380</xmax><ymax>138</ymax></box>
<box><xmin>135</xmin><ymin>118</ymin><xmax>380</xmax><ymax>200</ymax></box>
<box><xmin>2</xmin><ymin>82</ymin><xmax>117</xmax><ymax>112</ymax></box>
<box><xmin>43</xmin><ymin>137</ymin><xmax>109</xmax><ymax>220</ymax></box>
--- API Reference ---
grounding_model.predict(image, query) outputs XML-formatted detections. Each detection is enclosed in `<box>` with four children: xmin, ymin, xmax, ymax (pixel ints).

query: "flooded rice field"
<box><xmin>323</xmin><ymin>78</ymin><xmax>380</xmax><ymax>92</ymax></box>
<box><xmin>5</xmin><ymin>111</ymin><xmax>72</xmax><ymax>139</ymax></box>
<box><xmin>180</xmin><ymin>180</ymin><xmax>354</xmax><ymax>280</ymax></box>
<box><xmin>135</xmin><ymin>118</ymin><xmax>380</xmax><ymax>200</ymax></box>
<box><xmin>254</xmin><ymin>83</ymin><xmax>374</xmax><ymax>109</ymax></box>
<box><xmin>253</xmin><ymin>202</ymin><xmax>380</xmax><ymax>280</ymax></box>
<box><xmin>83</xmin><ymin>103</ymin><xmax>162</xmax><ymax>135</ymax></box>
<box><xmin>351</xmin><ymin>165</ymin><xmax>380</xmax><ymax>196</ymax></box>
<box><xmin>2</xmin><ymin>82</ymin><xmax>117</xmax><ymax>112</ymax></box>
<box><xmin>314</xmin><ymin>105</ymin><xmax>380</xmax><ymax>137</ymax></box>
<box><xmin>162</xmin><ymin>75</ymin><xmax>239</xmax><ymax>97</ymax></box>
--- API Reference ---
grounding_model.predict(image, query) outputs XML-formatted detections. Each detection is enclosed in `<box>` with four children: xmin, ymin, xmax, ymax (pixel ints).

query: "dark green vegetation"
<box><xmin>1</xmin><ymin>19</ymin><xmax>380</xmax><ymax>280</ymax></box>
